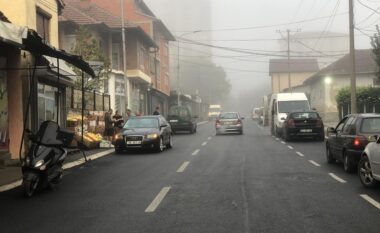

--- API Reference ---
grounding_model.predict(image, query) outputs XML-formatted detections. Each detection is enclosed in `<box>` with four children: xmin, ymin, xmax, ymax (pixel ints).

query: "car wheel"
<box><xmin>326</xmin><ymin>145</ymin><xmax>335</xmax><ymax>164</ymax></box>
<box><xmin>155</xmin><ymin>137</ymin><xmax>164</xmax><ymax>153</ymax></box>
<box><xmin>166</xmin><ymin>135</ymin><xmax>173</xmax><ymax>149</ymax></box>
<box><xmin>358</xmin><ymin>156</ymin><xmax>378</xmax><ymax>188</ymax></box>
<box><xmin>343</xmin><ymin>151</ymin><xmax>355</xmax><ymax>173</ymax></box>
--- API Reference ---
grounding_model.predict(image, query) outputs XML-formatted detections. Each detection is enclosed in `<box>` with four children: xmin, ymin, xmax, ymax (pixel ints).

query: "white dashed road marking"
<box><xmin>328</xmin><ymin>173</ymin><xmax>347</xmax><ymax>183</ymax></box>
<box><xmin>192</xmin><ymin>149</ymin><xmax>200</xmax><ymax>156</ymax></box>
<box><xmin>296</xmin><ymin>151</ymin><xmax>305</xmax><ymax>157</ymax></box>
<box><xmin>275</xmin><ymin>138</ymin><xmax>279</xmax><ymax>141</ymax></box>
<box><xmin>177</xmin><ymin>161</ymin><xmax>190</xmax><ymax>173</ymax></box>
<box><xmin>208</xmin><ymin>136</ymin><xmax>212</xmax><ymax>140</ymax></box>
<box><xmin>308</xmin><ymin>160</ymin><xmax>321</xmax><ymax>167</ymax></box>
<box><xmin>281</xmin><ymin>141</ymin><xmax>286</xmax><ymax>144</ymax></box>
<box><xmin>360</xmin><ymin>194</ymin><xmax>380</xmax><ymax>210</ymax></box>
<box><xmin>288</xmin><ymin>145</ymin><xmax>294</xmax><ymax>150</ymax></box>
<box><xmin>145</xmin><ymin>187</ymin><xmax>171</xmax><ymax>213</ymax></box>
<box><xmin>201</xmin><ymin>141</ymin><xmax>208</xmax><ymax>146</ymax></box>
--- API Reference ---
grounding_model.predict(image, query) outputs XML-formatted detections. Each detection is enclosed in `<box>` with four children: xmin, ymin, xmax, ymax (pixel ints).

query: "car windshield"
<box><xmin>360</xmin><ymin>118</ymin><xmax>380</xmax><ymax>133</ymax></box>
<box><xmin>278</xmin><ymin>101</ymin><xmax>309</xmax><ymax>113</ymax></box>
<box><xmin>219</xmin><ymin>113</ymin><xmax>238</xmax><ymax>119</ymax></box>
<box><xmin>169</xmin><ymin>107</ymin><xmax>190</xmax><ymax>118</ymax></box>
<box><xmin>124</xmin><ymin>118</ymin><xmax>159</xmax><ymax>129</ymax></box>
<box><xmin>290</xmin><ymin>112</ymin><xmax>318</xmax><ymax>119</ymax></box>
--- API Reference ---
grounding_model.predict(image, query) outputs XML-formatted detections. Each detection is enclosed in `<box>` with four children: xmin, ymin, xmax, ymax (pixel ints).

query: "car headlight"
<box><xmin>146</xmin><ymin>133</ymin><xmax>158</xmax><ymax>139</ymax></box>
<box><xmin>114</xmin><ymin>133</ymin><xmax>123</xmax><ymax>140</ymax></box>
<box><xmin>34</xmin><ymin>160</ymin><xmax>44</xmax><ymax>168</ymax></box>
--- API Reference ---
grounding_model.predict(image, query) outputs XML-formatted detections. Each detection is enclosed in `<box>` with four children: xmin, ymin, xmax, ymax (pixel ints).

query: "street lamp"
<box><xmin>324</xmin><ymin>76</ymin><xmax>332</xmax><ymax>85</ymax></box>
<box><xmin>176</xmin><ymin>30</ymin><xmax>202</xmax><ymax>106</ymax></box>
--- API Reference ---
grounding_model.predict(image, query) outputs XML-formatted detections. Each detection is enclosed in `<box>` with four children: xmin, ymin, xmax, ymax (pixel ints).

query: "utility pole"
<box><xmin>276</xmin><ymin>29</ymin><xmax>300</xmax><ymax>93</ymax></box>
<box><xmin>287</xmin><ymin>29</ymin><xmax>291</xmax><ymax>92</ymax></box>
<box><xmin>349</xmin><ymin>0</ymin><xmax>357</xmax><ymax>113</ymax></box>
<box><xmin>177</xmin><ymin>40</ymin><xmax>181</xmax><ymax>106</ymax></box>
<box><xmin>121</xmin><ymin>0</ymin><xmax>128</xmax><ymax>111</ymax></box>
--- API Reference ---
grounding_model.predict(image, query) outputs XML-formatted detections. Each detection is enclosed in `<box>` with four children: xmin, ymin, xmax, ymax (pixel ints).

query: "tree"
<box><xmin>371</xmin><ymin>25</ymin><xmax>380</xmax><ymax>84</ymax></box>
<box><xmin>70</xmin><ymin>26</ymin><xmax>110</xmax><ymax>90</ymax></box>
<box><xmin>179</xmin><ymin>58</ymin><xmax>231</xmax><ymax>103</ymax></box>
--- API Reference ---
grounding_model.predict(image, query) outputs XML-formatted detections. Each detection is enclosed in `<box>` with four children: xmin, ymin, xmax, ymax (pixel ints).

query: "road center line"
<box><xmin>288</xmin><ymin>145</ymin><xmax>294</xmax><ymax>150</ymax></box>
<box><xmin>177</xmin><ymin>161</ymin><xmax>190</xmax><ymax>173</ymax></box>
<box><xmin>296</xmin><ymin>151</ymin><xmax>305</xmax><ymax>157</ymax></box>
<box><xmin>145</xmin><ymin>187</ymin><xmax>171</xmax><ymax>213</ymax></box>
<box><xmin>281</xmin><ymin>141</ymin><xmax>286</xmax><ymax>144</ymax></box>
<box><xmin>308</xmin><ymin>160</ymin><xmax>321</xmax><ymax>167</ymax></box>
<box><xmin>192</xmin><ymin>149</ymin><xmax>200</xmax><ymax>156</ymax></box>
<box><xmin>360</xmin><ymin>194</ymin><xmax>380</xmax><ymax>210</ymax></box>
<box><xmin>201</xmin><ymin>141</ymin><xmax>208</xmax><ymax>146</ymax></box>
<box><xmin>328</xmin><ymin>173</ymin><xmax>347</xmax><ymax>183</ymax></box>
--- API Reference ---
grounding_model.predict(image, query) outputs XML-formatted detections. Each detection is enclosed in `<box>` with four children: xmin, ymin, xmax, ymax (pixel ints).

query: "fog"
<box><xmin>145</xmin><ymin>0</ymin><xmax>377</xmax><ymax>116</ymax></box>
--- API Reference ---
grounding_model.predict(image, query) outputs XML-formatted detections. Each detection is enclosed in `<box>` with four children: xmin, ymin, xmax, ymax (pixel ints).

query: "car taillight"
<box><xmin>216</xmin><ymin>120</ymin><xmax>221</xmax><ymax>125</ymax></box>
<box><xmin>316</xmin><ymin>119</ymin><xmax>323</xmax><ymax>128</ymax></box>
<box><xmin>287</xmin><ymin>119</ymin><xmax>295</xmax><ymax>128</ymax></box>
<box><xmin>237</xmin><ymin>119</ymin><xmax>242</xmax><ymax>125</ymax></box>
<box><xmin>353</xmin><ymin>136</ymin><xmax>366</xmax><ymax>147</ymax></box>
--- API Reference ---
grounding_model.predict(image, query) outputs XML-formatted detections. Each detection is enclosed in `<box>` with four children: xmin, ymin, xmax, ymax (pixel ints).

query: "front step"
<box><xmin>0</xmin><ymin>152</ymin><xmax>20</xmax><ymax>167</ymax></box>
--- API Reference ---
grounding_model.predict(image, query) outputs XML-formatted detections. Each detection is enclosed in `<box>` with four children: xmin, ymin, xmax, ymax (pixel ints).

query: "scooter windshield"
<box><xmin>36</xmin><ymin>121</ymin><xmax>63</xmax><ymax>146</ymax></box>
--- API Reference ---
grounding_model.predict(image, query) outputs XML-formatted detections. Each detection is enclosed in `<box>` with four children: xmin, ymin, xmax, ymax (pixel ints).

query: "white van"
<box><xmin>269</xmin><ymin>93</ymin><xmax>310</xmax><ymax>136</ymax></box>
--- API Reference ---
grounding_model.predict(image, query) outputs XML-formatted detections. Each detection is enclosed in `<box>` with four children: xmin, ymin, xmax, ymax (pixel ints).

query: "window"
<box><xmin>343</xmin><ymin>117</ymin><xmax>356</xmax><ymax>134</ymax></box>
<box><xmin>38</xmin><ymin>83</ymin><xmax>58</xmax><ymax>126</ymax></box>
<box><xmin>336</xmin><ymin>117</ymin><xmax>348</xmax><ymax>133</ymax></box>
<box><xmin>277</xmin><ymin>101</ymin><xmax>309</xmax><ymax>113</ymax></box>
<box><xmin>360</xmin><ymin>118</ymin><xmax>380</xmax><ymax>134</ymax></box>
<box><xmin>112</xmin><ymin>43</ymin><xmax>121</xmax><ymax>70</ymax></box>
<box><xmin>36</xmin><ymin>10</ymin><xmax>50</xmax><ymax>43</ymax></box>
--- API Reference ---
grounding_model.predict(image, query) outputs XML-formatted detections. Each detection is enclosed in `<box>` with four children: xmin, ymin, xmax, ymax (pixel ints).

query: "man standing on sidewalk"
<box><xmin>153</xmin><ymin>106</ymin><xmax>160</xmax><ymax>115</ymax></box>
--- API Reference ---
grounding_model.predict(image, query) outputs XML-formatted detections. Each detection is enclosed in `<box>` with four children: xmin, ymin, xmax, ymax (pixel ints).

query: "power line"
<box><xmin>171</xmin><ymin>12</ymin><xmax>348</xmax><ymax>33</ymax></box>
<box><xmin>357</xmin><ymin>0</ymin><xmax>380</xmax><ymax>14</ymax></box>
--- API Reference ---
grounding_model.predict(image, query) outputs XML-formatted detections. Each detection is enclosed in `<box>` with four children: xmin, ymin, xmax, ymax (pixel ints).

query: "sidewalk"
<box><xmin>0</xmin><ymin>148</ymin><xmax>114</xmax><ymax>188</ymax></box>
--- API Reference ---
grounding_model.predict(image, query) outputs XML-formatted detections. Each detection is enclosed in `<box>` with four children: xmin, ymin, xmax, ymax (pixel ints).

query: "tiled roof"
<box><xmin>269</xmin><ymin>59</ymin><xmax>319</xmax><ymax>74</ymax></box>
<box><xmin>62</xmin><ymin>0</ymin><xmax>123</xmax><ymax>28</ymax></box>
<box><xmin>304</xmin><ymin>49</ymin><xmax>377</xmax><ymax>84</ymax></box>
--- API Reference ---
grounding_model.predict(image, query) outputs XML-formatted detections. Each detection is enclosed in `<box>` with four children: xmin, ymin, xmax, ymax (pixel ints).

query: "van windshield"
<box><xmin>278</xmin><ymin>101</ymin><xmax>309</xmax><ymax>113</ymax></box>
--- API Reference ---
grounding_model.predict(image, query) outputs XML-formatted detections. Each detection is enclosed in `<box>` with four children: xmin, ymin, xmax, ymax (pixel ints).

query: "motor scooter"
<box><xmin>22</xmin><ymin>121</ymin><xmax>74</xmax><ymax>197</ymax></box>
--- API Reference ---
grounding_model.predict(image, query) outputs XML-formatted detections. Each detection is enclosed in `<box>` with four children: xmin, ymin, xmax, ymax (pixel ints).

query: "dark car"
<box><xmin>215</xmin><ymin>112</ymin><xmax>244</xmax><ymax>135</ymax></box>
<box><xmin>167</xmin><ymin>106</ymin><xmax>197</xmax><ymax>134</ymax></box>
<box><xmin>112</xmin><ymin>116</ymin><xmax>173</xmax><ymax>153</ymax></box>
<box><xmin>326</xmin><ymin>114</ymin><xmax>380</xmax><ymax>173</ymax></box>
<box><xmin>282</xmin><ymin>111</ymin><xmax>324</xmax><ymax>141</ymax></box>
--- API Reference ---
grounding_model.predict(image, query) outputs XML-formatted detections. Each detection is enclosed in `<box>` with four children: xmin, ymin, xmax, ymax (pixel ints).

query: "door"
<box><xmin>336</xmin><ymin>116</ymin><xmax>355</xmax><ymax>161</ymax></box>
<box><xmin>160</xmin><ymin>117</ymin><xmax>170</xmax><ymax>143</ymax></box>
<box><xmin>371</xmin><ymin>142</ymin><xmax>380</xmax><ymax>176</ymax></box>
<box><xmin>330</xmin><ymin>117</ymin><xmax>348</xmax><ymax>157</ymax></box>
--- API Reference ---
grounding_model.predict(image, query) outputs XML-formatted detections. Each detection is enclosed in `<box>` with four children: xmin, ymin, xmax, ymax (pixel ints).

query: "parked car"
<box><xmin>326</xmin><ymin>114</ymin><xmax>380</xmax><ymax>173</ymax></box>
<box><xmin>113</xmin><ymin>116</ymin><xmax>173</xmax><ymax>153</ymax></box>
<box><xmin>216</xmin><ymin>112</ymin><xmax>244</xmax><ymax>135</ymax></box>
<box><xmin>282</xmin><ymin>111</ymin><xmax>324</xmax><ymax>141</ymax></box>
<box><xmin>358</xmin><ymin>135</ymin><xmax>380</xmax><ymax>188</ymax></box>
<box><xmin>167</xmin><ymin>106</ymin><xmax>197</xmax><ymax>134</ymax></box>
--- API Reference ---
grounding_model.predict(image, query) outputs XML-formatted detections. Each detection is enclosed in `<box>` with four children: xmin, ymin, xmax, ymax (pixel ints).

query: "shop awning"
<box><xmin>23</xmin><ymin>30</ymin><xmax>95</xmax><ymax>77</ymax></box>
<box><xmin>0</xmin><ymin>20</ymin><xmax>95</xmax><ymax>77</ymax></box>
<box><xmin>0</xmin><ymin>21</ymin><xmax>28</xmax><ymax>47</ymax></box>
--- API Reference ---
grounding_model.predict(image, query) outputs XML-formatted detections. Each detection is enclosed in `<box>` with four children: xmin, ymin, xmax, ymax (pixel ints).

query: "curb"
<box><xmin>0</xmin><ymin>149</ymin><xmax>114</xmax><ymax>193</ymax></box>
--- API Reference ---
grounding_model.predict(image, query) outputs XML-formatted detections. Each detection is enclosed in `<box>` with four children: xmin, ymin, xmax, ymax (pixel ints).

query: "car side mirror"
<box><xmin>280</xmin><ymin>117</ymin><xmax>286</xmax><ymax>121</ymax></box>
<box><xmin>161</xmin><ymin>124</ymin><xmax>168</xmax><ymax>129</ymax></box>
<box><xmin>327</xmin><ymin>127</ymin><xmax>335</xmax><ymax>134</ymax></box>
<box><xmin>368</xmin><ymin>135</ymin><xmax>378</xmax><ymax>142</ymax></box>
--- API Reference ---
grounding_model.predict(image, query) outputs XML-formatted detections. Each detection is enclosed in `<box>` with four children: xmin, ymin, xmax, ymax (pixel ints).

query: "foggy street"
<box><xmin>1</xmin><ymin>120</ymin><xmax>380</xmax><ymax>233</ymax></box>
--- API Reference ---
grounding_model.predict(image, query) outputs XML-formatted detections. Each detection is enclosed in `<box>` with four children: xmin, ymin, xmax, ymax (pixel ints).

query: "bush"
<box><xmin>336</xmin><ymin>86</ymin><xmax>380</xmax><ymax>107</ymax></box>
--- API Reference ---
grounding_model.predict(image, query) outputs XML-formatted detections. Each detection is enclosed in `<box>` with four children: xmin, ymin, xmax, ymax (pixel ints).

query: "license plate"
<box><xmin>127</xmin><ymin>141</ymin><xmax>142</xmax><ymax>145</ymax></box>
<box><xmin>223</xmin><ymin>121</ymin><xmax>233</xmax><ymax>125</ymax></box>
<box><xmin>170</xmin><ymin>120</ymin><xmax>178</xmax><ymax>123</ymax></box>
<box><xmin>300</xmin><ymin>129</ymin><xmax>312</xmax><ymax>133</ymax></box>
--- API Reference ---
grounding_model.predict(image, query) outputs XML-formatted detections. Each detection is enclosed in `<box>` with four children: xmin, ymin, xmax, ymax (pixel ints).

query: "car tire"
<box><xmin>155</xmin><ymin>137</ymin><xmax>165</xmax><ymax>153</ymax></box>
<box><xmin>343</xmin><ymin>151</ymin><xmax>355</xmax><ymax>173</ymax></box>
<box><xmin>326</xmin><ymin>144</ymin><xmax>335</xmax><ymax>164</ymax></box>
<box><xmin>358</xmin><ymin>155</ymin><xmax>378</xmax><ymax>188</ymax></box>
<box><xmin>166</xmin><ymin>135</ymin><xmax>173</xmax><ymax>149</ymax></box>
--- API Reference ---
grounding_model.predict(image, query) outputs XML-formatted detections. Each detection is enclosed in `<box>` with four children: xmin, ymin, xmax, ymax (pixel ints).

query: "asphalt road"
<box><xmin>1</xmin><ymin>120</ymin><xmax>380</xmax><ymax>233</ymax></box>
